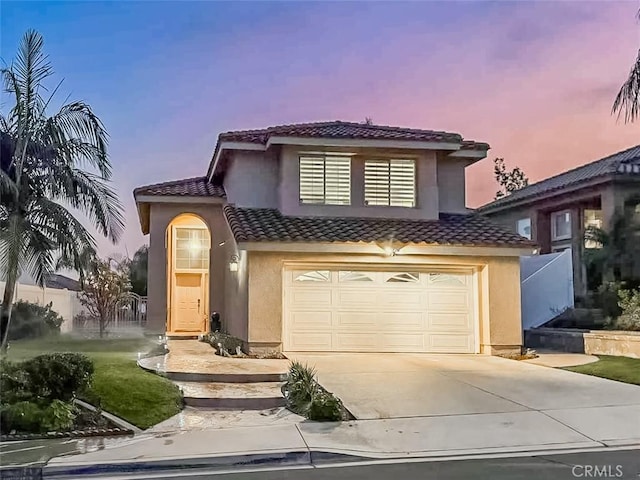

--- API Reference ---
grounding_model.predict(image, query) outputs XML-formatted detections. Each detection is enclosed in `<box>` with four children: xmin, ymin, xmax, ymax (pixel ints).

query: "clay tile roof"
<box><xmin>218</xmin><ymin>120</ymin><xmax>488</xmax><ymax>148</ymax></box>
<box><xmin>478</xmin><ymin>144</ymin><xmax>640</xmax><ymax>212</ymax></box>
<box><xmin>223</xmin><ymin>206</ymin><xmax>534</xmax><ymax>248</ymax></box>
<box><xmin>134</xmin><ymin>176</ymin><xmax>226</xmax><ymax>198</ymax></box>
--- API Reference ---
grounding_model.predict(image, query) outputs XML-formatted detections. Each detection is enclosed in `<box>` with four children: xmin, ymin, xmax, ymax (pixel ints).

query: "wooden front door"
<box><xmin>173</xmin><ymin>273</ymin><xmax>204</xmax><ymax>332</ymax></box>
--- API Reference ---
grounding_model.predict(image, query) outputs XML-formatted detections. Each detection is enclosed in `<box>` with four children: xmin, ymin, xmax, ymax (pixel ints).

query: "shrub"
<box><xmin>595</xmin><ymin>282</ymin><xmax>625</xmax><ymax>319</ymax></box>
<box><xmin>307</xmin><ymin>391</ymin><xmax>342</xmax><ymax>422</ymax></box>
<box><xmin>22</xmin><ymin>353</ymin><xmax>94</xmax><ymax>401</ymax></box>
<box><xmin>202</xmin><ymin>332</ymin><xmax>245</xmax><ymax>356</ymax></box>
<box><xmin>41</xmin><ymin>400</ymin><xmax>77</xmax><ymax>431</ymax></box>
<box><xmin>611</xmin><ymin>288</ymin><xmax>640</xmax><ymax>331</ymax></box>
<box><xmin>0</xmin><ymin>359</ymin><xmax>32</xmax><ymax>404</ymax></box>
<box><xmin>4</xmin><ymin>301</ymin><xmax>64</xmax><ymax>341</ymax></box>
<box><xmin>282</xmin><ymin>361</ymin><xmax>318</xmax><ymax>415</ymax></box>
<box><xmin>1</xmin><ymin>401</ymin><xmax>45</xmax><ymax>434</ymax></box>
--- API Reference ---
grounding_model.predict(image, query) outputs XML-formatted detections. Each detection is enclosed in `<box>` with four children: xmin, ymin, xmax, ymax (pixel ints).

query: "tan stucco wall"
<box><xmin>245</xmin><ymin>250</ymin><xmax>522</xmax><ymax>354</ymax></box>
<box><xmin>436</xmin><ymin>155</ymin><xmax>472</xmax><ymax>214</ymax></box>
<box><xmin>146</xmin><ymin>203</ymin><xmax>229</xmax><ymax>334</ymax></box>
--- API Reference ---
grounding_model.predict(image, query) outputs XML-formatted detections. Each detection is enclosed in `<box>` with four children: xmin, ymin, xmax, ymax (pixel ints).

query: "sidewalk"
<box><xmin>42</xmin><ymin>406</ymin><xmax>640</xmax><ymax>478</ymax></box>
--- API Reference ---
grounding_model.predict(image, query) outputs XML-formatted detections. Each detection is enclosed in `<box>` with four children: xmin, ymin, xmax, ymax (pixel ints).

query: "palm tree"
<box><xmin>0</xmin><ymin>30</ymin><xmax>124</xmax><ymax>350</ymax></box>
<box><xmin>612</xmin><ymin>10</ymin><xmax>640</xmax><ymax>122</ymax></box>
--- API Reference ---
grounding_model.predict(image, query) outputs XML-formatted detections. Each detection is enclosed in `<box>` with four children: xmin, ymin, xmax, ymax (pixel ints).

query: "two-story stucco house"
<box><xmin>478</xmin><ymin>145</ymin><xmax>640</xmax><ymax>298</ymax></box>
<box><xmin>134</xmin><ymin>121</ymin><xmax>535</xmax><ymax>356</ymax></box>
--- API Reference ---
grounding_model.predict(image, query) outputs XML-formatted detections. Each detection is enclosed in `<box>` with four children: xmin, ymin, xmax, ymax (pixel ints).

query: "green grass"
<box><xmin>5</xmin><ymin>335</ymin><xmax>182</xmax><ymax>429</ymax></box>
<box><xmin>564</xmin><ymin>355</ymin><xmax>640</xmax><ymax>386</ymax></box>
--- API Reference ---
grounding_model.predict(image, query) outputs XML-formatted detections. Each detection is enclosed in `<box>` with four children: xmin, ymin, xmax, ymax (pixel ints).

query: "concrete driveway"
<box><xmin>288</xmin><ymin>353</ymin><xmax>640</xmax><ymax>446</ymax></box>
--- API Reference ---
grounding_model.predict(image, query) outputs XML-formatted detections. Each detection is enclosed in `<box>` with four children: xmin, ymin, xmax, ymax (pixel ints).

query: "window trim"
<box><xmin>364</xmin><ymin>158</ymin><xmax>416</xmax><ymax>208</ymax></box>
<box><xmin>516</xmin><ymin>217</ymin><xmax>532</xmax><ymax>240</ymax></box>
<box><xmin>551</xmin><ymin>210</ymin><xmax>572</xmax><ymax>241</ymax></box>
<box><xmin>298</xmin><ymin>155</ymin><xmax>351</xmax><ymax>206</ymax></box>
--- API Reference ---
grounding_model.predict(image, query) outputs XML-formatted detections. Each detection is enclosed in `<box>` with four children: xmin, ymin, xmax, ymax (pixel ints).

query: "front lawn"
<box><xmin>564</xmin><ymin>355</ymin><xmax>640</xmax><ymax>386</ymax></box>
<box><xmin>5</xmin><ymin>336</ymin><xmax>182</xmax><ymax>429</ymax></box>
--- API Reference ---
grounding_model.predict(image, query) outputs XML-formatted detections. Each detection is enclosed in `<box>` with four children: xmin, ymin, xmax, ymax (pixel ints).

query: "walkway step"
<box><xmin>175</xmin><ymin>381</ymin><xmax>286</xmax><ymax>409</ymax></box>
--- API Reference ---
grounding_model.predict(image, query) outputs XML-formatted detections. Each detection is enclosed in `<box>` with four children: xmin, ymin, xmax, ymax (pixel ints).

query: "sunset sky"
<box><xmin>2</xmin><ymin>1</ymin><xmax>639</xmax><ymax>256</ymax></box>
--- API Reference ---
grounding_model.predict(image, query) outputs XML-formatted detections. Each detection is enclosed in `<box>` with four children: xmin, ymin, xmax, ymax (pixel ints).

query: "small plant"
<box><xmin>201</xmin><ymin>332</ymin><xmax>245</xmax><ymax>356</ymax></box>
<box><xmin>610</xmin><ymin>288</ymin><xmax>640</xmax><ymax>331</ymax></box>
<box><xmin>307</xmin><ymin>390</ymin><xmax>342</xmax><ymax>421</ymax></box>
<box><xmin>22</xmin><ymin>353</ymin><xmax>94</xmax><ymax>401</ymax></box>
<box><xmin>41</xmin><ymin>400</ymin><xmax>78</xmax><ymax>431</ymax></box>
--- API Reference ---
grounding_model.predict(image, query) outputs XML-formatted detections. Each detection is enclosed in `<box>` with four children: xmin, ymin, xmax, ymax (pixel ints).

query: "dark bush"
<box><xmin>3</xmin><ymin>301</ymin><xmax>64</xmax><ymax>341</ymax></box>
<box><xmin>0</xmin><ymin>359</ymin><xmax>32</xmax><ymax>404</ymax></box>
<box><xmin>594</xmin><ymin>282</ymin><xmax>624</xmax><ymax>319</ymax></box>
<box><xmin>22</xmin><ymin>353</ymin><xmax>94</xmax><ymax>401</ymax></box>
<box><xmin>202</xmin><ymin>332</ymin><xmax>245</xmax><ymax>356</ymax></box>
<box><xmin>307</xmin><ymin>391</ymin><xmax>343</xmax><ymax>421</ymax></box>
<box><xmin>1</xmin><ymin>401</ymin><xmax>45</xmax><ymax>434</ymax></box>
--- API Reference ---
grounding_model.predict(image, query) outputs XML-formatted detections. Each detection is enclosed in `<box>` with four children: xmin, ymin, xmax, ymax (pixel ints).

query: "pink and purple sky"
<box><xmin>1</xmin><ymin>1</ymin><xmax>639</xmax><ymax>256</ymax></box>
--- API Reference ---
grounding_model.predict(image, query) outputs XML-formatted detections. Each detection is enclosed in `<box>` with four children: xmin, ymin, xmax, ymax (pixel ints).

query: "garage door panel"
<box><xmin>289</xmin><ymin>288</ymin><xmax>333</xmax><ymax>307</ymax></box>
<box><xmin>336</xmin><ymin>311</ymin><xmax>377</xmax><ymax>327</ymax></box>
<box><xmin>428</xmin><ymin>333</ymin><xmax>474</xmax><ymax>352</ymax></box>
<box><xmin>336</xmin><ymin>289</ymin><xmax>375</xmax><ymax>309</ymax></box>
<box><xmin>428</xmin><ymin>312</ymin><xmax>473</xmax><ymax>330</ymax></box>
<box><xmin>288</xmin><ymin>311</ymin><xmax>332</xmax><ymax>329</ymax></box>
<box><xmin>285</xmin><ymin>267</ymin><xmax>476</xmax><ymax>353</ymax></box>
<box><xmin>288</xmin><ymin>332</ymin><xmax>332</xmax><ymax>351</ymax></box>
<box><xmin>383</xmin><ymin>312</ymin><xmax>424</xmax><ymax>330</ymax></box>
<box><xmin>377</xmin><ymin>290</ymin><xmax>424</xmax><ymax>308</ymax></box>
<box><xmin>334</xmin><ymin>333</ymin><xmax>378</xmax><ymax>350</ymax></box>
<box><xmin>382</xmin><ymin>333</ymin><xmax>425</xmax><ymax>350</ymax></box>
<box><xmin>428</xmin><ymin>291</ymin><xmax>470</xmax><ymax>310</ymax></box>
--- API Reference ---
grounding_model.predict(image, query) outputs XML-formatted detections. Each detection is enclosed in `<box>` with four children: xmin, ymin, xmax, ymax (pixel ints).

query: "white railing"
<box><xmin>520</xmin><ymin>249</ymin><xmax>574</xmax><ymax>330</ymax></box>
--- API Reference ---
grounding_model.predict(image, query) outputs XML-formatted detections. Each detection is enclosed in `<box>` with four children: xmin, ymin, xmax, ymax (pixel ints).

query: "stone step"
<box><xmin>175</xmin><ymin>381</ymin><xmax>286</xmax><ymax>410</ymax></box>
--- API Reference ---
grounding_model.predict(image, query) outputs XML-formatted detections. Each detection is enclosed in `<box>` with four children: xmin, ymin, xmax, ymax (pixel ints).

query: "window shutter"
<box><xmin>299</xmin><ymin>156</ymin><xmax>350</xmax><ymax>205</ymax></box>
<box><xmin>365</xmin><ymin>159</ymin><xmax>415</xmax><ymax>207</ymax></box>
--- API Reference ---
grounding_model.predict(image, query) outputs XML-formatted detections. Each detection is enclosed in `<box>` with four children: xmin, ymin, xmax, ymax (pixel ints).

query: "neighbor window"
<box><xmin>551</xmin><ymin>210</ymin><xmax>572</xmax><ymax>241</ymax></box>
<box><xmin>584</xmin><ymin>209</ymin><xmax>603</xmax><ymax>249</ymax></box>
<box><xmin>364</xmin><ymin>159</ymin><xmax>416</xmax><ymax>207</ymax></box>
<box><xmin>299</xmin><ymin>155</ymin><xmax>351</xmax><ymax>205</ymax></box>
<box><xmin>516</xmin><ymin>218</ymin><xmax>532</xmax><ymax>239</ymax></box>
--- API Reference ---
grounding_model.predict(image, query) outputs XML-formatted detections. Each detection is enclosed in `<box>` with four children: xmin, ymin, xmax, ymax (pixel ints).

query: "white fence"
<box><xmin>520</xmin><ymin>249</ymin><xmax>574</xmax><ymax>330</ymax></box>
<box><xmin>0</xmin><ymin>281</ymin><xmax>83</xmax><ymax>333</ymax></box>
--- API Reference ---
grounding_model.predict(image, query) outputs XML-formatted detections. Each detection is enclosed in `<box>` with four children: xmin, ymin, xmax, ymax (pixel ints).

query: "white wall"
<box><xmin>0</xmin><ymin>281</ymin><xmax>83</xmax><ymax>333</ymax></box>
<box><xmin>520</xmin><ymin>250</ymin><xmax>574</xmax><ymax>330</ymax></box>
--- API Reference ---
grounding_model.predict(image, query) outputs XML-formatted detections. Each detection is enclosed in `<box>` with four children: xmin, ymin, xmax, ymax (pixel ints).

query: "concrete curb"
<box><xmin>74</xmin><ymin>399</ymin><xmax>143</xmax><ymax>434</ymax></box>
<box><xmin>40</xmin><ymin>440</ymin><xmax>640</xmax><ymax>479</ymax></box>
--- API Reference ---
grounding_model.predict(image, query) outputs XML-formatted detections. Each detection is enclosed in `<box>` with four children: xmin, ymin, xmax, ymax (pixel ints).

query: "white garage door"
<box><xmin>283</xmin><ymin>268</ymin><xmax>477</xmax><ymax>353</ymax></box>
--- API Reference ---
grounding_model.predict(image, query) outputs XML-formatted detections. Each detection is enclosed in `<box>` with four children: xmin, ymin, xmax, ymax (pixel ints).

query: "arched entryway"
<box><xmin>166</xmin><ymin>213</ymin><xmax>211</xmax><ymax>335</ymax></box>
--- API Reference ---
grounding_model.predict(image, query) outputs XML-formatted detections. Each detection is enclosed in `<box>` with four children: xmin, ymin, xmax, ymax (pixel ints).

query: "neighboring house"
<box><xmin>134</xmin><ymin>121</ymin><xmax>535</xmax><ymax>356</ymax></box>
<box><xmin>478</xmin><ymin>145</ymin><xmax>640</xmax><ymax>298</ymax></box>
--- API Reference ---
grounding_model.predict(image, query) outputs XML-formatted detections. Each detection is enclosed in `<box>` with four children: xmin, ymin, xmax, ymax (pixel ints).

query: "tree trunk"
<box><xmin>0</xmin><ymin>278</ymin><xmax>17</xmax><ymax>354</ymax></box>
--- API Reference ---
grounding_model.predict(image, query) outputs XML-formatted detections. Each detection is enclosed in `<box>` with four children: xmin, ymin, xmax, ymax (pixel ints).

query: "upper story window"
<box><xmin>551</xmin><ymin>210</ymin><xmax>572</xmax><ymax>241</ymax></box>
<box><xmin>364</xmin><ymin>159</ymin><xmax>416</xmax><ymax>207</ymax></box>
<box><xmin>584</xmin><ymin>209</ymin><xmax>603</xmax><ymax>249</ymax></box>
<box><xmin>516</xmin><ymin>218</ymin><xmax>532</xmax><ymax>239</ymax></box>
<box><xmin>299</xmin><ymin>155</ymin><xmax>351</xmax><ymax>205</ymax></box>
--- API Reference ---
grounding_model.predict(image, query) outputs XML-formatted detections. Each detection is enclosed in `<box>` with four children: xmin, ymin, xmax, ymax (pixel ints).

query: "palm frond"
<box><xmin>612</xmin><ymin>48</ymin><xmax>640</xmax><ymax>123</ymax></box>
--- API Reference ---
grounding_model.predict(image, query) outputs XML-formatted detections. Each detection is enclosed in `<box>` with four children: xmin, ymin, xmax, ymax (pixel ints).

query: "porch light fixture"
<box><xmin>383</xmin><ymin>246</ymin><xmax>399</xmax><ymax>257</ymax></box>
<box><xmin>229</xmin><ymin>254</ymin><xmax>239</xmax><ymax>272</ymax></box>
<box><xmin>218</xmin><ymin>241</ymin><xmax>226</xmax><ymax>247</ymax></box>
